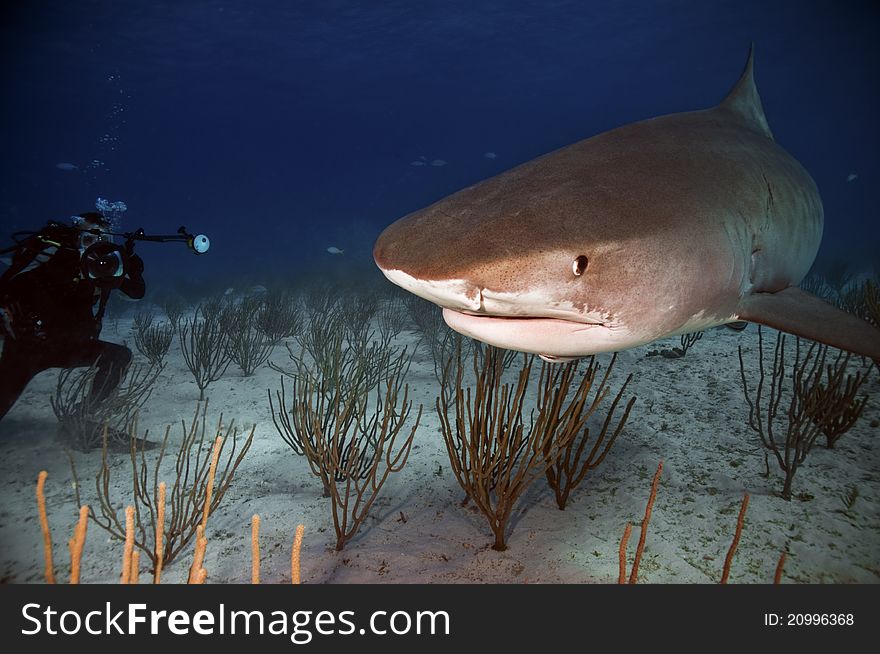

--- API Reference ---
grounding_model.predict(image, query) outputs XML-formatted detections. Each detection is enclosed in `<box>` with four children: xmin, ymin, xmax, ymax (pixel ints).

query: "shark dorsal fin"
<box><xmin>718</xmin><ymin>44</ymin><xmax>774</xmax><ymax>140</ymax></box>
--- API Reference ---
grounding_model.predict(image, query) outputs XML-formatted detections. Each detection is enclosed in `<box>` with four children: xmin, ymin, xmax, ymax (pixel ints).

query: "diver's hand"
<box><xmin>126</xmin><ymin>253</ymin><xmax>145</xmax><ymax>277</ymax></box>
<box><xmin>120</xmin><ymin>253</ymin><xmax>146</xmax><ymax>300</ymax></box>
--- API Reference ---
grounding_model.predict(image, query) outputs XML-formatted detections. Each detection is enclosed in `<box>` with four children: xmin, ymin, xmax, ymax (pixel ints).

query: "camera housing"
<box><xmin>80</xmin><ymin>241</ymin><xmax>126</xmax><ymax>288</ymax></box>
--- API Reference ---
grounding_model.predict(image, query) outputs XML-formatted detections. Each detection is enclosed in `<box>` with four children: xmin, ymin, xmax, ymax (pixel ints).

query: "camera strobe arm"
<box><xmin>116</xmin><ymin>226</ymin><xmax>210</xmax><ymax>254</ymax></box>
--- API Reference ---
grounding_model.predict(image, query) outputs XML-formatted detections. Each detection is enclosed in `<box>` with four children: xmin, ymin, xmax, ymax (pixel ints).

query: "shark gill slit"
<box><xmin>761</xmin><ymin>172</ymin><xmax>774</xmax><ymax>217</ymax></box>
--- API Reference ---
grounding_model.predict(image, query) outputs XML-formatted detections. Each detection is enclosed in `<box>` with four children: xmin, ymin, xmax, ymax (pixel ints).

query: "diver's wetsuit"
<box><xmin>0</xmin><ymin>226</ymin><xmax>145</xmax><ymax>421</ymax></box>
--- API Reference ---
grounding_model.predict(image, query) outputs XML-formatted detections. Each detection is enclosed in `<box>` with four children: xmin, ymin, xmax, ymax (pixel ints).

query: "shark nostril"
<box><xmin>572</xmin><ymin>255</ymin><xmax>589</xmax><ymax>276</ymax></box>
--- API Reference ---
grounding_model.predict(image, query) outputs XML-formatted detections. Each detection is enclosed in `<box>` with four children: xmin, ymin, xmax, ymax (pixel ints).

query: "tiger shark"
<box><xmin>373</xmin><ymin>48</ymin><xmax>880</xmax><ymax>361</ymax></box>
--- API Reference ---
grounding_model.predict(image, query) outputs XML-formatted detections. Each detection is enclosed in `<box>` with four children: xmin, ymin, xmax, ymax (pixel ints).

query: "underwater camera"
<box><xmin>80</xmin><ymin>241</ymin><xmax>126</xmax><ymax>288</ymax></box>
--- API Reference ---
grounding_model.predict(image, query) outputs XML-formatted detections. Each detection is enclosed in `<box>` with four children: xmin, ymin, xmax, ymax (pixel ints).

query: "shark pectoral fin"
<box><xmin>737</xmin><ymin>286</ymin><xmax>880</xmax><ymax>359</ymax></box>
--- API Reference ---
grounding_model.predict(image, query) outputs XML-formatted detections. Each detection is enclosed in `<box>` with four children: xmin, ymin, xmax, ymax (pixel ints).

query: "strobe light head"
<box><xmin>191</xmin><ymin>233</ymin><xmax>210</xmax><ymax>254</ymax></box>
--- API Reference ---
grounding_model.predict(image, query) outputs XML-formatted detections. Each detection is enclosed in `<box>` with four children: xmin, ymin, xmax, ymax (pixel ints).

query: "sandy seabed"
<box><xmin>1</xmin><ymin>309</ymin><xmax>878</xmax><ymax>585</ymax></box>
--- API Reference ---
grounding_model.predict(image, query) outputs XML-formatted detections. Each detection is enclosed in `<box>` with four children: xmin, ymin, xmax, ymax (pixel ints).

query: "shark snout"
<box><xmin>379</xmin><ymin>267</ymin><xmax>483</xmax><ymax>312</ymax></box>
<box><xmin>374</xmin><ymin>221</ymin><xmax>485</xmax><ymax>311</ymax></box>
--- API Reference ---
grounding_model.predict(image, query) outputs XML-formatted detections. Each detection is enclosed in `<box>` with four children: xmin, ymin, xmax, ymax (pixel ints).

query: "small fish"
<box><xmin>410</xmin><ymin>160</ymin><xmax>426</xmax><ymax>166</ymax></box>
<box><xmin>55</xmin><ymin>162</ymin><xmax>78</xmax><ymax>171</ymax></box>
<box><xmin>483</xmin><ymin>151</ymin><xmax>497</xmax><ymax>159</ymax></box>
<box><xmin>431</xmin><ymin>159</ymin><xmax>447</xmax><ymax>167</ymax></box>
<box><xmin>847</xmin><ymin>173</ymin><xmax>858</xmax><ymax>182</ymax></box>
<box><xmin>326</xmin><ymin>246</ymin><xmax>344</xmax><ymax>255</ymax></box>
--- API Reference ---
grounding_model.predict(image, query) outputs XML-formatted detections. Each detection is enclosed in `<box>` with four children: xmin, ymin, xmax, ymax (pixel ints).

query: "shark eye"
<box><xmin>572</xmin><ymin>255</ymin><xmax>589</xmax><ymax>276</ymax></box>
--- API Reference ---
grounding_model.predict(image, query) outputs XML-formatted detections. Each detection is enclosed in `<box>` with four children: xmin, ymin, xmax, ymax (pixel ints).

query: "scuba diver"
<box><xmin>0</xmin><ymin>211</ymin><xmax>145</xmax><ymax>421</ymax></box>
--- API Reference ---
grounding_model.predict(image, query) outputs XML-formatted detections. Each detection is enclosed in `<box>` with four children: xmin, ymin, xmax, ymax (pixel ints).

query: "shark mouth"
<box><xmin>378</xmin><ymin>267</ymin><xmax>624</xmax><ymax>357</ymax></box>
<box><xmin>380</xmin><ymin>267</ymin><xmax>593</xmax><ymax>319</ymax></box>
<box><xmin>442</xmin><ymin>308</ymin><xmax>617</xmax><ymax>358</ymax></box>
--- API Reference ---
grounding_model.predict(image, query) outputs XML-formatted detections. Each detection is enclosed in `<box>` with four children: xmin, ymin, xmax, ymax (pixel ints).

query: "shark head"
<box><xmin>372</xmin><ymin>136</ymin><xmax>744</xmax><ymax>359</ymax></box>
<box><xmin>375</xmin><ymin>264</ymin><xmax>624</xmax><ymax>360</ymax></box>
<box><xmin>373</xmin><ymin>203</ymin><xmax>630</xmax><ymax>358</ymax></box>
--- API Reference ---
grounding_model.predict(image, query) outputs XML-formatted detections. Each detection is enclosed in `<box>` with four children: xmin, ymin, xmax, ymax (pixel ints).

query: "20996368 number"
<box><xmin>791</xmin><ymin>614</ymin><xmax>853</xmax><ymax>626</ymax></box>
<box><xmin>764</xmin><ymin>614</ymin><xmax>854</xmax><ymax>626</ymax></box>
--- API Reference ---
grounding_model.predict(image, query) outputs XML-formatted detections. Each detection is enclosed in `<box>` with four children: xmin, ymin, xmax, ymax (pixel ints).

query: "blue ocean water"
<box><xmin>0</xmin><ymin>0</ymin><xmax>878</xmax><ymax>286</ymax></box>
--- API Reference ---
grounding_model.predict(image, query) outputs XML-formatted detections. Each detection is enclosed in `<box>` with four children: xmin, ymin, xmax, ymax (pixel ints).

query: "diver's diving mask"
<box><xmin>78</xmin><ymin>228</ymin><xmax>109</xmax><ymax>252</ymax></box>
